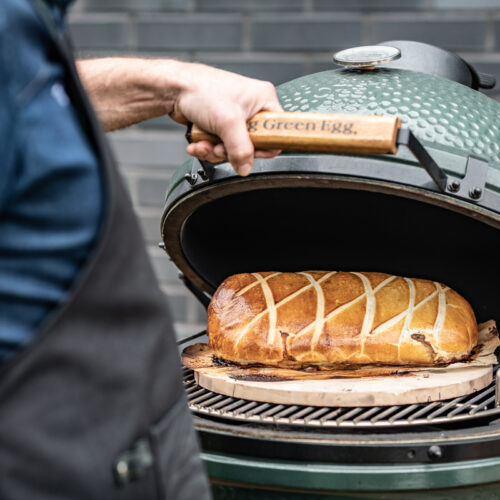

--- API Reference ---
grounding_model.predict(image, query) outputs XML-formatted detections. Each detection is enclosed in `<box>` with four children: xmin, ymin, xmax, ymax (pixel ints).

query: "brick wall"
<box><xmin>70</xmin><ymin>0</ymin><xmax>500</xmax><ymax>339</ymax></box>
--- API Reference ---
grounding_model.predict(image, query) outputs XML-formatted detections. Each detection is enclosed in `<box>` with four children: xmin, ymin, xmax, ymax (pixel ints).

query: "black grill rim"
<box><xmin>163</xmin><ymin>161</ymin><xmax>500</xmax><ymax>299</ymax></box>
<box><xmin>194</xmin><ymin>414</ymin><xmax>500</xmax><ymax>464</ymax></box>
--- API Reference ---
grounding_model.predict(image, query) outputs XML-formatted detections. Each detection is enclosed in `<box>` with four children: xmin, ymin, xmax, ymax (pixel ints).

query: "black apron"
<box><xmin>0</xmin><ymin>2</ymin><xmax>210</xmax><ymax>499</ymax></box>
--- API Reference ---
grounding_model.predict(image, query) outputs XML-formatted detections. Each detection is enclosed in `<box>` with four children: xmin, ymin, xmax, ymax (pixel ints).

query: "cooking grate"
<box><xmin>183</xmin><ymin>364</ymin><xmax>500</xmax><ymax>428</ymax></box>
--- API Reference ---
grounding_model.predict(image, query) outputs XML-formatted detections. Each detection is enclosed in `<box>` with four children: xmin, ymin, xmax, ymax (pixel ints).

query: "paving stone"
<box><xmin>370</xmin><ymin>20</ymin><xmax>487</xmax><ymax>51</ymax></box>
<box><xmin>194</xmin><ymin>57</ymin><xmax>305</xmax><ymax>85</ymax></box>
<box><xmin>494</xmin><ymin>22</ymin><xmax>500</xmax><ymax>50</ymax></box>
<box><xmin>195</xmin><ymin>299</ymin><xmax>209</xmax><ymax>324</ymax></box>
<box><xmin>311</xmin><ymin>57</ymin><xmax>338</xmax><ymax>75</ymax></box>
<box><xmin>164</xmin><ymin>293</ymin><xmax>188</xmax><ymax>323</ymax></box>
<box><xmin>69</xmin><ymin>17</ymin><xmax>130</xmax><ymax>50</ymax></box>
<box><xmin>174</xmin><ymin>322</ymin><xmax>207</xmax><ymax>340</ymax></box>
<box><xmin>251</xmin><ymin>19</ymin><xmax>362</xmax><ymax>51</ymax></box>
<box><xmin>138</xmin><ymin>177</ymin><xmax>171</xmax><ymax>207</ymax></box>
<box><xmin>137</xmin><ymin>116</ymin><xmax>186</xmax><ymax>131</ymax></box>
<box><xmin>108</xmin><ymin>130</ymin><xmax>189</xmax><ymax>168</ymax></box>
<box><xmin>314</xmin><ymin>0</ymin><xmax>428</xmax><ymax>9</ymax></box>
<box><xmin>138</xmin><ymin>210</ymin><xmax>163</xmax><ymax>244</ymax></box>
<box><xmin>137</xmin><ymin>18</ymin><xmax>243</xmax><ymax>50</ymax></box>
<box><xmin>150</xmin><ymin>250</ymin><xmax>182</xmax><ymax>284</ymax></box>
<box><xmin>197</xmin><ymin>0</ymin><xmax>303</xmax><ymax>11</ymax></box>
<box><xmin>81</xmin><ymin>0</ymin><xmax>187</xmax><ymax>11</ymax></box>
<box><xmin>435</xmin><ymin>0</ymin><xmax>500</xmax><ymax>8</ymax></box>
<box><xmin>120</xmin><ymin>173</ymin><xmax>137</xmax><ymax>202</ymax></box>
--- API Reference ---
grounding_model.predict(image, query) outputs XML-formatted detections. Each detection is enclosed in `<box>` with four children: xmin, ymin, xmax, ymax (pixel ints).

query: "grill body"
<box><xmin>182</xmin><ymin>347</ymin><xmax>500</xmax><ymax>498</ymax></box>
<box><xmin>182</xmin><ymin>341</ymin><xmax>500</xmax><ymax>498</ymax></box>
<box><xmin>162</xmin><ymin>47</ymin><xmax>500</xmax><ymax>497</ymax></box>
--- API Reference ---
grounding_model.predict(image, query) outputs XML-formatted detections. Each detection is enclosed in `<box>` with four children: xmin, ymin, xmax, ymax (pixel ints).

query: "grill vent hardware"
<box><xmin>182</xmin><ymin>365</ymin><xmax>500</xmax><ymax>429</ymax></box>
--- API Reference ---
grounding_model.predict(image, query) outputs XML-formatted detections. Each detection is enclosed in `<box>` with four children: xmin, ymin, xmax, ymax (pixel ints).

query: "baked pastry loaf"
<box><xmin>207</xmin><ymin>271</ymin><xmax>478</xmax><ymax>367</ymax></box>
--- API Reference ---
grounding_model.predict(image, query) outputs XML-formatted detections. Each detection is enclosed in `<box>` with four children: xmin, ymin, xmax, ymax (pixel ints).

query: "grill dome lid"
<box><xmin>161</xmin><ymin>53</ymin><xmax>500</xmax><ymax>322</ymax></box>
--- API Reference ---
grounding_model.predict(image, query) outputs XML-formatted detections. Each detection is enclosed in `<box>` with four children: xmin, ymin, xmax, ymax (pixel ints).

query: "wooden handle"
<box><xmin>189</xmin><ymin>112</ymin><xmax>401</xmax><ymax>155</ymax></box>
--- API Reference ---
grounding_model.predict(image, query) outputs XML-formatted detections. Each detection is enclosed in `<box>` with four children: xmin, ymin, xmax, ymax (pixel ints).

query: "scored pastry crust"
<box><xmin>207</xmin><ymin>271</ymin><xmax>478</xmax><ymax>367</ymax></box>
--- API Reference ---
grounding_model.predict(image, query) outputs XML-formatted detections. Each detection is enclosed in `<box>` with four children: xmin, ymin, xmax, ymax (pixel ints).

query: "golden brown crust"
<box><xmin>207</xmin><ymin>271</ymin><xmax>478</xmax><ymax>367</ymax></box>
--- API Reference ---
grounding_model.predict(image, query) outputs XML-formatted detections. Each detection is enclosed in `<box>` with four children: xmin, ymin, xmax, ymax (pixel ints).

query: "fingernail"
<box><xmin>238</xmin><ymin>164</ymin><xmax>252</xmax><ymax>177</ymax></box>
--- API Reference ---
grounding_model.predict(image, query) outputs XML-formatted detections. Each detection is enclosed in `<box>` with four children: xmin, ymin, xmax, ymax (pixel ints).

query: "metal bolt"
<box><xmin>469</xmin><ymin>187</ymin><xmax>482</xmax><ymax>200</ymax></box>
<box><xmin>197</xmin><ymin>168</ymin><xmax>209</xmax><ymax>181</ymax></box>
<box><xmin>427</xmin><ymin>445</ymin><xmax>443</xmax><ymax>460</ymax></box>
<box><xmin>448</xmin><ymin>180</ymin><xmax>461</xmax><ymax>193</ymax></box>
<box><xmin>184</xmin><ymin>172</ymin><xmax>198</xmax><ymax>185</ymax></box>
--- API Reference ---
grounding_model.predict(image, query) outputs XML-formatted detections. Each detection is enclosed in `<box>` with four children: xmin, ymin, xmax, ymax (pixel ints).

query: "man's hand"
<box><xmin>169</xmin><ymin>63</ymin><xmax>282</xmax><ymax>176</ymax></box>
<box><xmin>77</xmin><ymin>58</ymin><xmax>282</xmax><ymax>176</ymax></box>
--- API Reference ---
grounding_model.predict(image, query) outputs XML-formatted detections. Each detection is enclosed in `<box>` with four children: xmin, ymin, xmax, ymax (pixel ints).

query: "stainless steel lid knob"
<box><xmin>333</xmin><ymin>45</ymin><xmax>401</xmax><ymax>69</ymax></box>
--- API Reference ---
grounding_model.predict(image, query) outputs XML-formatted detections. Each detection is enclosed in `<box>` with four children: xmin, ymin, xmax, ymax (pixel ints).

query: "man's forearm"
<box><xmin>76</xmin><ymin>56</ymin><xmax>282</xmax><ymax>175</ymax></box>
<box><xmin>76</xmin><ymin>57</ymin><xmax>186</xmax><ymax>131</ymax></box>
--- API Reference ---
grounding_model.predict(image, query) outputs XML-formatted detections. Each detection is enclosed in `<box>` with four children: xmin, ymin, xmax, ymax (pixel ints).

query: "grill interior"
<box><xmin>182</xmin><ymin>363</ymin><xmax>500</xmax><ymax>429</ymax></box>
<box><xmin>178</xmin><ymin>184</ymin><xmax>500</xmax><ymax>431</ymax></box>
<box><xmin>181</xmin><ymin>187</ymin><xmax>499</xmax><ymax>323</ymax></box>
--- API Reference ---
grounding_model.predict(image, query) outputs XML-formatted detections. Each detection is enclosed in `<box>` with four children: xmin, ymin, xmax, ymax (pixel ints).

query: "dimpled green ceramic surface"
<box><xmin>278</xmin><ymin>68</ymin><xmax>500</xmax><ymax>170</ymax></box>
<box><xmin>165</xmin><ymin>68</ymin><xmax>500</xmax><ymax>204</ymax></box>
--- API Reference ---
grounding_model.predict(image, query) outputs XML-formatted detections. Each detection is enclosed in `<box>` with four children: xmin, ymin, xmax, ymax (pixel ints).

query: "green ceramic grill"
<box><xmin>162</xmin><ymin>41</ymin><xmax>500</xmax><ymax>499</ymax></box>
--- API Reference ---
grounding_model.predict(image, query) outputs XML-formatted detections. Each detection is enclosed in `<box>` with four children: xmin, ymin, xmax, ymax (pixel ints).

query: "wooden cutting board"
<box><xmin>183</xmin><ymin>344</ymin><xmax>493</xmax><ymax>407</ymax></box>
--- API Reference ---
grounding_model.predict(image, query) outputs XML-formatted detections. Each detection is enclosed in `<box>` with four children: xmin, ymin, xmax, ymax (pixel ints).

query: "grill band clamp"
<box><xmin>396</xmin><ymin>128</ymin><xmax>488</xmax><ymax>203</ymax></box>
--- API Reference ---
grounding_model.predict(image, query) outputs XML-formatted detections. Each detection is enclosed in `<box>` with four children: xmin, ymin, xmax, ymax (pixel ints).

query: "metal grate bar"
<box><xmin>222</xmin><ymin>399</ymin><xmax>248</xmax><ymax>413</ymax></box>
<box><xmin>184</xmin><ymin>367</ymin><xmax>500</xmax><ymax>428</ymax></box>
<box><xmin>319</xmin><ymin>408</ymin><xmax>343</xmax><ymax>423</ymax></box>
<box><xmin>197</xmin><ymin>394</ymin><xmax>225</xmax><ymax>408</ymax></box>
<box><xmin>464</xmin><ymin>386</ymin><xmax>495</xmax><ymax>407</ymax></box>
<box><xmin>470</xmin><ymin>396</ymin><xmax>495</xmax><ymax>415</ymax></box>
<box><xmin>305</xmin><ymin>407</ymin><xmax>331</xmax><ymax>422</ymax></box>
<box><xmin>353</xmin><ymin>406</ymin><xmax>382</xmax><ymax>423</ymax></box>
<box><xmin>291</xmin><ymin>406</ymin><xmax>316</xmax><ymax>420</ymax></box>
<box><xmin>387</xmin><ymin>405</ymin><xmax>418</xmax><ymax>422</ymax></box>
<box><xmin>247</xmin><ymin>403</ymin><xmax>272</xmax><ymax>417</ymax></box>
<box><xmin>274</xmin><ymin>405</ymin><xmax>300</xmax><ymax>420</ymax></box>
<box><xmin>210</xmin><ymin>397</ymin><xmax>237</xmax><ymax>411</ymax></box>
<box><xmin>426</xmin><ymin>397</ymin><xmax>466</xmax><ymax>420</ymax></box>
<box><xmin>186</xmin><ymin>386</ymin><xmax>207</xmax><ymax>397</ymax></box>
<box><xmin>260</xmin><ymin>404</ymin><xmax>286</xmax><ymax>419</ymax></box>
<box><xmin>190</xmin><ymin>390</ymin><xmax>215</xmax><ymax>405</ymax></box>
<box><xmin>447</xmin><ymin>387</ymin><xmax>495</xmax><ymax>416</ymax></box>
<box><xmin>367</xmin><ymin>405</ymin><xmax>401</xmax><ymax>423</ymax></box>
<box><xmin>337</xmin><ymin>407</ymin><xmax>364</xmax><ymax>423</ymax></box>
<box><xmin>407</xmin><ymin>401</ymin><xmax>442</xmax><ymax>421</ymax></box>
<box><xmin>232</xmin><ymin>401</ymin><xmax>259</xmax><ymax>415</ymax></box>
<box><xmin>183</xmin><ymin>379</ymin><xmax>197</xmax><ymax>389</ymax></box>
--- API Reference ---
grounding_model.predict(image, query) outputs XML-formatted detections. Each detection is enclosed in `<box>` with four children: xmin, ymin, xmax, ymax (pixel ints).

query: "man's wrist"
<box><xmin>157</xmin><ymin>60</ymin><xmax>205</xmax><ymax>122</ymax></box>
